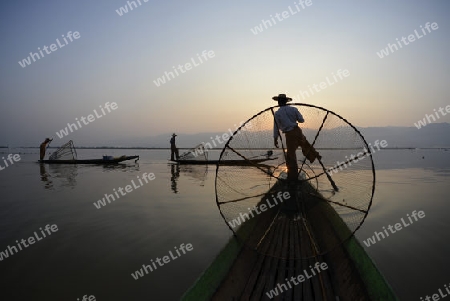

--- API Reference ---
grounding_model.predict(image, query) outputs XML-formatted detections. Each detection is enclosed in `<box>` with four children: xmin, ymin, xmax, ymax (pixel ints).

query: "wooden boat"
<box><xmin>39</xmin><ymin>155</ymin><xmax>139</xmax><ymax>165</ymax></box>
<box><xmin>181</xmin><ymin>179</ymin><xmax>399</xmax><ymax>301</ymax></box>
<box><xmin>171</xmin><ymin>157</ymin><xmax>277</xmax><ymax>165</ymax></box>
<box><xmin>181</xmin><ymin>103</ymin><xmax>394</xmax><ymax>299</ymax></box>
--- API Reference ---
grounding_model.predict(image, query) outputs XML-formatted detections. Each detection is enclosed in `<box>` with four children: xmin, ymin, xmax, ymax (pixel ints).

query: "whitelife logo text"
<box><xmin>18</xmin><ymin>31</ymin><xmax>81</xmax><ymax>68</ymax></box>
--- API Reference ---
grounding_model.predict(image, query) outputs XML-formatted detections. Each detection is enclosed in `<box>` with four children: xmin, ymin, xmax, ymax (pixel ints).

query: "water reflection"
<box><xmin>169</xmin><ymin>163</ymin><xmax>208</xmax><ymax>193</ymax></box>
<box><xmin>170</xmin><ymin>164</ymin><xmax>180</xmax><ymax>193</ymax></box>
<box><xmin>39</xmin><ymin>163</ymin><xmax>78</xmax><ymax>189</ymax></box>
<box><xmin>102</xmin><ymin>162</ymin><xmax>140</xmax><ymax>172</ymax></box>
<box><xmin>39</xmin><ymin>163</ymin><xmax>53</xmax><ymax>189</ymax></box>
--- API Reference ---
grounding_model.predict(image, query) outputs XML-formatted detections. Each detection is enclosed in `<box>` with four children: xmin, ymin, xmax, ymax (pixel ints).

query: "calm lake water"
<box><xmin>0</xmin><ymin>148</ymin><xmax>449</xmax><ymax>300</ymax></box>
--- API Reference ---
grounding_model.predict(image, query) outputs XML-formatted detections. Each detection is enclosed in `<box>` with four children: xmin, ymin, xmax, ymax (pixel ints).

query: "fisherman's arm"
<box><xmin>273</xmin><ymin>123</ymin><xmax>280</xmax><ymax>148</ymax></box>
<box><xmin>296</xmin><ymin>109</ymin><xmax>305</xmax><ymax>123</ymax></box>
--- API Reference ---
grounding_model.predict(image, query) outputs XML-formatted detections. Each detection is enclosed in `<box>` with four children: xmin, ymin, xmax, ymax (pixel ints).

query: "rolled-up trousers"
<box><xmin>284</xmin><ymin>126</ymin><xmax>320</xmax><ymax>181</ymax></box>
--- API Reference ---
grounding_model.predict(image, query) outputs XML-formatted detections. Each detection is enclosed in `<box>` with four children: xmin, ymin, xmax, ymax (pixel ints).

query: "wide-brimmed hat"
<box><xmin>172</xmin><ymin>133</ymin><xmax>177</xmax><ymax>136</ymax></box>
<box><xmin>272</xmin><ymin>94</ymin><xmax>292</xmax><ymax>102</ymax></box>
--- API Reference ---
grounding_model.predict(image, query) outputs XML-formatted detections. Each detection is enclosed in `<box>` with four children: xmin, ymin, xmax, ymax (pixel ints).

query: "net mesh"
<box><xmin>178</xmin><ymin>144</ymin><xmax>208</xmax><ymax>161</ymax></box>
<box><xmin>49</xmin><ymin>140</ymin><xmax>77</xmax><ymax>160</ymax></box>
<box><xmin>215</xmin><ymin>104</ymin><xmax>375</xmax><ymax>259</ymax></box>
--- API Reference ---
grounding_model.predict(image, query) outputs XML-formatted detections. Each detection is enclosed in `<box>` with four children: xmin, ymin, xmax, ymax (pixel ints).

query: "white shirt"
<box><xmin>273</xmin><ymin>105</ymin><xmax>305</xmax><ymax>138</ymax></box>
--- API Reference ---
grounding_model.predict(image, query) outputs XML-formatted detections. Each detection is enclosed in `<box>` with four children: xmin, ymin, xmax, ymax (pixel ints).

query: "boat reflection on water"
<box><xmin>170</xmin><ymin>164</ymin><xmax>180</xmax><ymax>193</ymax></box>
<box><xmin>169</xmin><ymin>163</ymin><xmax>208</xmax><ymax>194</ymax></box>
<box><xmin>39</xmin><ymin>163</ymin><xmax>53</xmax><ymax>189</ymax></box>
<box><xmin>102</xmin><ymin>162</ymin><xmax>140</xmax><ymax>172</ymax></box>
<box><xmin>39</xmin><ymin>162</ymin><xmax>140</xmax><ymax>190</ymax></box>
<box><xmin>39</xmin><ymin>163</ymin><xmax>78</xmax><ymax>190</ymax></box>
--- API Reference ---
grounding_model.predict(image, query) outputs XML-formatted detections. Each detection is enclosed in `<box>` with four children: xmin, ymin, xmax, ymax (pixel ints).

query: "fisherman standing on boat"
<box><xmin>170</xmin><ymin>133</ymin><xmax>179</xmax><ymax>161</ymax></box>
<box><xmin>272</xmin><ymin>94</ymin><xmax>321</xmax><ymax>181</ymax></box>
<box><xmin>39</xmin><ymin>138</ymin><xmax>53</xmax><ymax>161</ymax></box>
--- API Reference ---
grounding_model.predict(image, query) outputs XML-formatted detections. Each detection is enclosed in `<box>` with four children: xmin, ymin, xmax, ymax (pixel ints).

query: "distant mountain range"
<box><xmin>5</xmin><ymin>123</ymin><xmax>449</xmax><ymax>149</ymax></box>
<box><xmin>101</xmin><ymin>123</ymin><xmax>450</xmax><ymax>149</ymax></box>
<box><xmin>358</xmin><ymin>123</ymin><xmax>450</xmax><ymax>148</ymax></box>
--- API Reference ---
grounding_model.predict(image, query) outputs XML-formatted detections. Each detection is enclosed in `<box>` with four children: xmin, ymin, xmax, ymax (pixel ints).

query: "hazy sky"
<box><xmin>1</xmin><ymin>0</ymin><xmax>449</xmax><ymax>146</ymax></box>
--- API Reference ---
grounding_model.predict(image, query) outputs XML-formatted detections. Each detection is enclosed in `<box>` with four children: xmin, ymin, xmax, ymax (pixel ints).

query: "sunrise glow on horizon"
<box><xmin>0</xmin><ymin>0</ymin><xmax>449</xmax><ymax>146</ymax></box>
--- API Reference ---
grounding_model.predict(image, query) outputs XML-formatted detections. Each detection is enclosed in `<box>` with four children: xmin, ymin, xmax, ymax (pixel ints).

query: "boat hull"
<box><xmin>38</xmin><ymin>155</ymin><xmax>139</xmax><ymax>165</ymax></box>
<box><xmin>182</xmin><ymin>180</ymin><xmax>398</xmax><ymax>301</ymax></box>
<box><xmin>171</xmin><ymin>157</ymin><xmax>277</xmax><ymax>165</ymax></box>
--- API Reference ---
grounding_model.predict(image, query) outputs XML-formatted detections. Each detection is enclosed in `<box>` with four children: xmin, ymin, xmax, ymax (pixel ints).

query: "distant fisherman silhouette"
<box><xmin>40</xmin><ymin>138</ymin><xmax>53</xmax><ymax>160</ymax></box>
<box><xmin>170</xmin><ymin>133</ymin><xmax>179</xmax><ymax>161</ymax></box>
<box><xmin>272</xmin><ymin>94</ymin><xmax>321</xmax><ymax>181</ymax></box>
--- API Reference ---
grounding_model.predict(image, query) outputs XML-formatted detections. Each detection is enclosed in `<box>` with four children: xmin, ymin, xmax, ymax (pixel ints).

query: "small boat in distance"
<box><xmin>39</xmin><ymin>155</ymin><xmax>139</xmax><ymax>165</ymax></box>
<box><xmin>171</xmin><ymin>144</ymin><xmax>277</xmax><ymax>165</ymax></box>
<box><xmin>38</xmin><ymin>140</ymin><xmax>139</xmax><ymax>165</ymax></box>
<box><xmin>171</xmin><ymin>157</ymin><xmax>276</xmax><ymax>165</ymax></box>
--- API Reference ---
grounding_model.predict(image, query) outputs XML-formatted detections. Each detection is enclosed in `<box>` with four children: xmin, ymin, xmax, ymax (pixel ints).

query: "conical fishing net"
<box><xmin>49</xmin><ymin>140</ymin><xmax>77</xmax><ymax>161</ymax></box>
<box><xmin>178</xmin><ymin>144</ymin><xmax>208</xmax><ymax>161</ymax></box>
<box><xmin>215</xmin><ymin>104</ymin><xmax>375</xmax><ymax>259</ymax></box>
